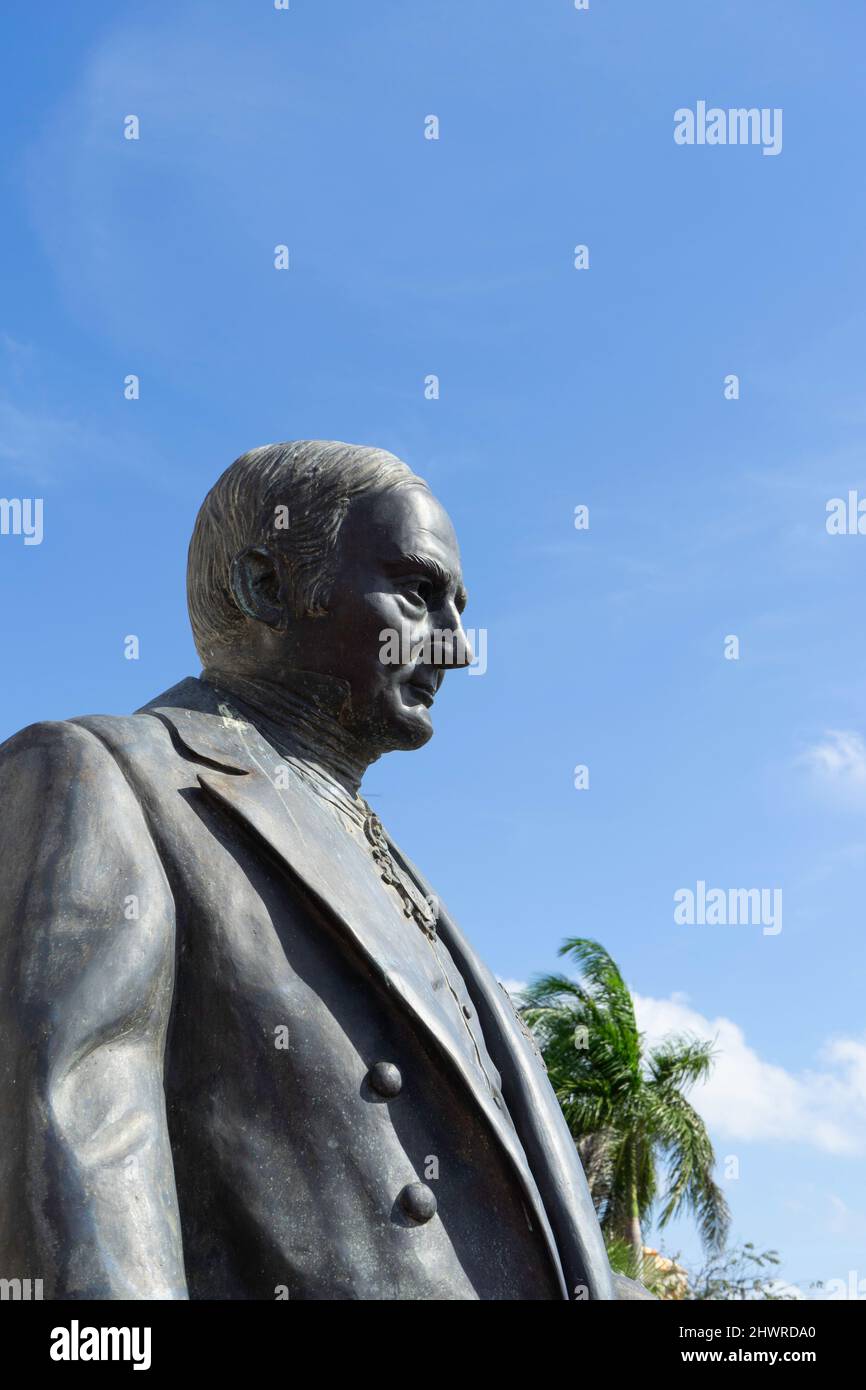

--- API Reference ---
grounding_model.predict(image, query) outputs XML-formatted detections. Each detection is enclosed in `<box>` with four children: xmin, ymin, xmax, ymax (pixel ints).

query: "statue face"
<box><xmin>309</xmin><ymin>484</ymin><xmax>471</xmax><ymax>752</ymax></box>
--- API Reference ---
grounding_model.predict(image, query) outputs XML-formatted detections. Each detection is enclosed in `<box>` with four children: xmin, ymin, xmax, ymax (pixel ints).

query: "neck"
<box><xmin>201</xmin><ymin>665</ymin><xmax>376</xmax><ymax>796</ymax></box>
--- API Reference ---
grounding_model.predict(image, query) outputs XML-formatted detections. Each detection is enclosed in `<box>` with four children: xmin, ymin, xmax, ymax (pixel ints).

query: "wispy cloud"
<box><xmin>0</xmin><ymin>399</ymin><xmax>92</xmax><ymax>485</ymax></box>
<box><xmin>0</xmin><ymin>395</ymin><xmax>185</xmax><ymax>497</ymax></box>
<box><xmin>798</xmin><ymin>730</ymin><xmax>866</xmax><ymax>801</ymax></box>
<box><xmin>1</xmin><ymin>332</ymin><xmax>35</xmax><ymax>363</ymax></box>
<box><xmin>634</xmin><ymin>992</ymin><xmax>866</xmax><ymax>1156</ymax></box>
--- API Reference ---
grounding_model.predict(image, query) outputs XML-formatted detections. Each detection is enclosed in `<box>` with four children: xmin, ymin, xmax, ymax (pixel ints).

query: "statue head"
<box><xmin>187</xmin><ymin>440</ymin><xmax>472</xmax><ymax>754</ymax></box>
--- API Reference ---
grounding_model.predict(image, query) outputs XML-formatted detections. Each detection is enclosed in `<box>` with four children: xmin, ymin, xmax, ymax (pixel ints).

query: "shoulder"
<box><xmin>0</xmin><ymin>717</ymin><xmax>106</xmax><ymax>776</ymax></box>
<box><xmin>0</xmin><ymin>710</ymin><xmax>179</xmax><ymax>790</ymax></box>
<box><xmin>0</xmin><ymin>675</ymin><xmax>208</xmax><ymax>770</ymax></box>
<box><xmin>72</xmin><ymin>710</ymin><xmax>177</xmax><ymax>761</ymax></box>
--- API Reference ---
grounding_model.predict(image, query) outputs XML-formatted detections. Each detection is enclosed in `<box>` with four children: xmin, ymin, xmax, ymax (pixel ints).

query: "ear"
<box><xmin>229</xmin><ymin>546</ymin><xmax>286</xmax><ymax>629</ymax></box>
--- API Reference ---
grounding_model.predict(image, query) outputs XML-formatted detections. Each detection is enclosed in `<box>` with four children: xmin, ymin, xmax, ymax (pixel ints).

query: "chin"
<box><xmin>350</xmin><ymin>689</ymin><xmax>434</xmax><ymax>754</ymax></box>
<box><xmin>381</xmin><ymin>703</ymin><xmax>433</xmax><ymax>752</ymax></box>
<box><xmin>395</xmin><ymin>717</ymin><xmax>434</xmax><ymax>751</ymax></box>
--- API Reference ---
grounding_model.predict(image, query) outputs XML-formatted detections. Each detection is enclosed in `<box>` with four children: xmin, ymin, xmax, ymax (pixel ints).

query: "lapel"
<box><xmin>387</xmin><ymin>839</ymin><xmax>616</xmax><ymax>1302</ymax></box>
<box><xmin>146</xmin><ymin>682</ymin><xmax>568</xmax><ymax>1295</ymax></box>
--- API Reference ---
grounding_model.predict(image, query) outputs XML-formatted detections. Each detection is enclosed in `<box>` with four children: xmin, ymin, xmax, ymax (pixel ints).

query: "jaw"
<box><xmin>342</xmin><ymin>683</ymin><xmax>435</xmax><ymax>755</ymax></box>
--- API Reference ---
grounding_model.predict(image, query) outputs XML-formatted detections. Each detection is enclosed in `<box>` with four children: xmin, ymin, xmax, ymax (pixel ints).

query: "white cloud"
<box><xmin>633</xmin><ymin>992</ymin><xmax>866</xmax><ymax>1156</ymax></box>
<box><xmin>798</xmin><ymin>730</ymin><xmax>866</xmax><ymax>798</ymax></box>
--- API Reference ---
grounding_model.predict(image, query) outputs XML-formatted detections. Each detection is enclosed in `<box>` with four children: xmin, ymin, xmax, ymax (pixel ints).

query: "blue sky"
<box><xmin>2</xmin><ymin>0</ymin><xmax>866</xmax><ymax>1296</ymax></box>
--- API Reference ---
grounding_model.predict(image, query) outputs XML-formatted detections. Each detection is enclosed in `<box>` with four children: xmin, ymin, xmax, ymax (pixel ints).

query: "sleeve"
<box><xmin>0</xmin><ymin>719</ymin><xmax>188</xmax><ymax>1299</ymax></box>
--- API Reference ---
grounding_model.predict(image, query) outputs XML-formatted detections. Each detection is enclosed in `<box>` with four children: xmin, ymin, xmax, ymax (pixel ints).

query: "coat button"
<box><xmin>368</xmin><ymin>1062</ymin><xmax>402</xmax><ymax>1098</ymax></box>
<box><xmin>399</xmin><ymin>1182</ymin><xmax>437</xmax><ymax>1224</ymax></box>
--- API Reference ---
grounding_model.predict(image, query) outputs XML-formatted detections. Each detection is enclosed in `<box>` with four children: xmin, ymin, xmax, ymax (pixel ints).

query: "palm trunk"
<box><xmin>577</xmin><ymin>1131</ymin><xmax>612</xmax><ymax>1205</ymax></box>
<box><xmin>626</xmin><ymin>1183</ymin><xmax>643</xmax><ymax>1272</ymax></box>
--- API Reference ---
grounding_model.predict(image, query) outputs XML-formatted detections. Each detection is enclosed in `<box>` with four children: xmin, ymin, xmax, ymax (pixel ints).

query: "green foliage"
<box><xmin>607</xmin><ymin>1238</ymin><xmax>794</xmax><ymax>1301</ymax></box>
<box><xmin>605</xmin><ymin>1236</ymin><xmax>686</xmax><ymax>1299</ymax></box>
<box><xmin>521</xmin><ymin>937</ymin><xmax>730</xmax><ymax>1257</ymax></box>
<box><xmin>686</xmin><ymin>1243</ymin><xmax>796</xmax><ymax>1301</ymax></box>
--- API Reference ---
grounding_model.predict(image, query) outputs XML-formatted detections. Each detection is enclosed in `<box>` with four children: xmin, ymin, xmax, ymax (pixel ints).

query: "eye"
<box><xmin>401</xmin><ymin>577</ymin><xmax>434</xmax><ymax>606</ymax></box>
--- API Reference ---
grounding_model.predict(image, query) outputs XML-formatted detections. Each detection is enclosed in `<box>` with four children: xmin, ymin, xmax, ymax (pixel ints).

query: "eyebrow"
<box><xmin>383</xmin><ymin>552</ymin><xmax>468</xmax><ymax>613</ymax></box>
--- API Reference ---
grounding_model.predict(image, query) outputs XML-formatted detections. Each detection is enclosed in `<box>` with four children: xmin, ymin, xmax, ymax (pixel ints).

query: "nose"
<box><xmin>427</xmin><ymin>608</ymin><xmax>473</xmax><ymax>670</ymax></box>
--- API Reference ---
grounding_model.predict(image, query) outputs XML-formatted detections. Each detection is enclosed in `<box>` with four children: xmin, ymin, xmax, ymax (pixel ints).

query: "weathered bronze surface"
<box><xmin>0</xmin><ymin>440</ymin><xmax>641</xmax><ymax>1300</ymax></box>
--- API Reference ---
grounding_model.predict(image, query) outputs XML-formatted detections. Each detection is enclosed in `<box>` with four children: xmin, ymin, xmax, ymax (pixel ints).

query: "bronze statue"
<box><xmin>0</xmin><ymin>440</ymin><xmax>647</xmax><ymax>1300</ymax></box>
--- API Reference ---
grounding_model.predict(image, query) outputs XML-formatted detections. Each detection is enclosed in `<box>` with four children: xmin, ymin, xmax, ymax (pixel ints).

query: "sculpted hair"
<box><xmin>187</xmin><ymin>440</ymin><xmax>428</xmax><ymax>664</ymax></box>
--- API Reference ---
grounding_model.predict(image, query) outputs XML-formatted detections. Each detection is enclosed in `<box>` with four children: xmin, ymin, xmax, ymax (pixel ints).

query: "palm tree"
<box><xmin>521</xmin><ymin>938</ymin><xmax>730</xmax><ymax>1269</ymax></box>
